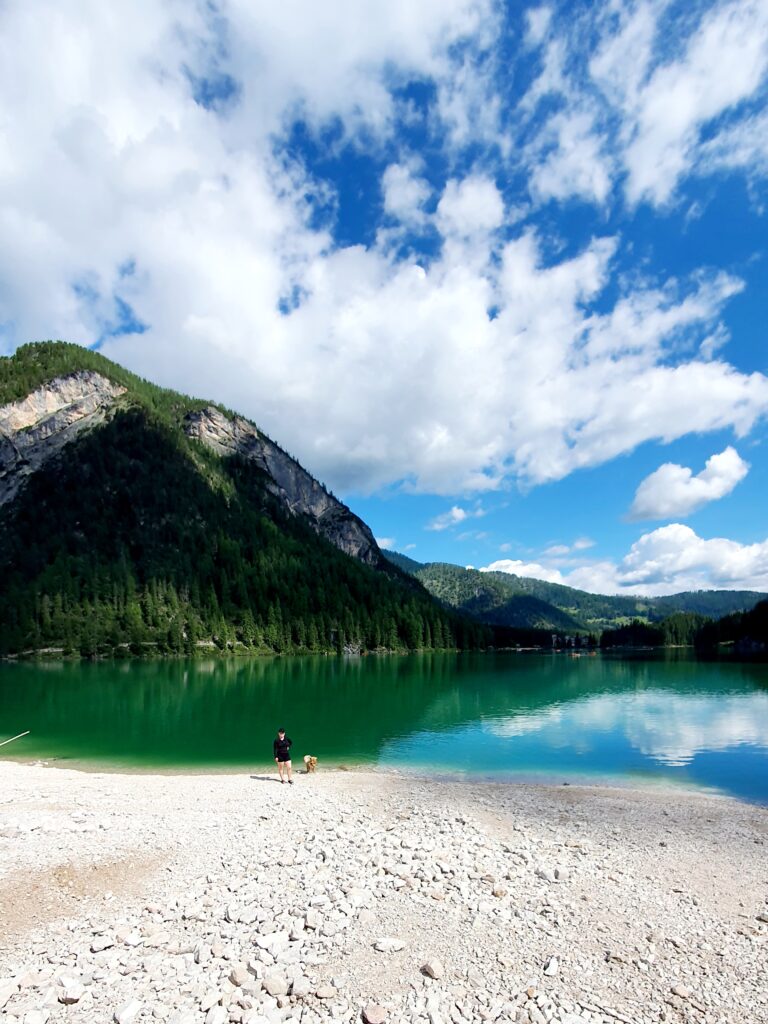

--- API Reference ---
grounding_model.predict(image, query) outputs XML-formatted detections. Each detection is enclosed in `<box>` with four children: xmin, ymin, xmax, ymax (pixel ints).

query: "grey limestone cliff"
<box><xmin>185</xmin><ymin>405</ymin><xmax>382</xmax><ymax>566</ymax></box>
<box><xmin>0</xmin><ymin>371</ymin><xmax>126</xmax><ymax>507</ymax></box>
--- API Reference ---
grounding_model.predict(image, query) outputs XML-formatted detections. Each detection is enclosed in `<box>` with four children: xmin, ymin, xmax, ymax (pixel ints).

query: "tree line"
<box><xmin>600</xmin><ymin>604</ymin><xmax>768</xmax><ymax>652</ymax></box>
<box><xmin>0</xmin><ymin>409</ymin><xmax>489</xmax><ymax>658</ymax></box>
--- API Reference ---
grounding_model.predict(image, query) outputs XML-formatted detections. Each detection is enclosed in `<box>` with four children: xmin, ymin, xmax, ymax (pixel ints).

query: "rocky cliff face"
<box><xmin>0</xmin><ymin>370</ymin><xmax>382</xmax><ymax>569</ymax></box>
<box><xmin>0</xmin><ymin>371</ymin><xmax>126</xmax><ymax>506</ymax></box>
<box><xmin>185</xmin><ymin>406</ymin><xmax>382</xmax><ymax>566</ymax></box>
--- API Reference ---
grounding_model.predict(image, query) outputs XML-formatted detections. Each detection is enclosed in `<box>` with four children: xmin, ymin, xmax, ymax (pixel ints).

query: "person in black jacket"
<box><xmin>273</xmin><ymin>728</ymin><xmax>293</xmax><ymax>784</ymax></box>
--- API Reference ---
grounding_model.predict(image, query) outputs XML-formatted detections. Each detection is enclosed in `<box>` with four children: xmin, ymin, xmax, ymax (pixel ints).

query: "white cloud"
<box><xmin>697</xmin><ymin>109</ymin><xmax>768</xmax><ymax>183</ymax></box>
<box><xmin>573</xmin><ymin>537</ymin><xmax>595</xmax><ymax>551</ymax></box>
<box><xmin>618</xmin><ymin>523</ymin><xmax>768</xmax><ymax>592</ymax></box>
<box><xmin>568</xmin><ymin>524</ymin><xmax>768</xmax><ymax>596</ymax></box>
<box><xmin>427</xmin><ymin>504</ymin><xmax>485</xmax><ymax>531</ymax></box>
<box><xmin>589</xmin><ymin>2</ymin><xmax>657</xmax><ymax>111</ymax></box>
<box><xmin>543</xmin><ymin>544</ymin><xmax>570</xmax><ymax>557</ymax></box>
<box><xmin>528</xmin><ymin>108</ymin><xmax>614</xmax><ymax>205</ymax></box>
<box><xmin>523</xmin><ymin>0</ymin><xmax>768</xmax><ymax>208</ymax></box>
<box><xmin>0</xmin><ymin>0</ymin><xmax>766</xmax><ymax>502</ymax></box>
<box><xmin>382</xmin><ymin>161</ymin><xmax>432</xmax><ymax>227</ymax></box>
<box><xmin>480</xmin><ymin>559</ymin><xmax>565</xmax><ymax>584</ymax></box>
<box><xmin>525</xmin><ymin>6</ymin><xmax>553</xmax><ymax>47</ymax></box>
<box><xmin>480</xmin><ymin>523</ymin><xmax>768</xmax><ymax>596</ymax></box>
<box><xmin>543</xmin><ymin>537</ymin><xmax>596</xmax><ymax>558</ymax></box>
<box><xmin>375</xmin><ymin>536</ymin><xmax>396</xmax><ymax>550</ymax></box>
<box><xmin>621</xmin><ymin>0</ymin><xmax>768</xmax><ymax>205</ymax></box>
<box><xmin>427</xmin><ymin>506</ymin><xmax>469</xmax><ymax>531</ymax></box>
<box><xmin>436</xmin><ymin>175</ymin><xmax>504</xmax><ymax>238</ymax></box>
<box><xmin>629</xmin><ymin>446</ymin><xmax>750</xmax><ymax>520</ymax></box>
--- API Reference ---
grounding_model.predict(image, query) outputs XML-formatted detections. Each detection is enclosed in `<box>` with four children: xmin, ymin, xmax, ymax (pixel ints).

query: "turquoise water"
<box><xmin>0</xmin><ymin>652</ymin><xmax>767</xmax><ymax>802</ymax></box>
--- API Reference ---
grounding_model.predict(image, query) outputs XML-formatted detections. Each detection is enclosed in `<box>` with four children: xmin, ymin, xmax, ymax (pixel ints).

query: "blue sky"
<box><xmin>0</xmin><ymin>0</ymin><xmax>767</xmax><ymax>594</ymax></box>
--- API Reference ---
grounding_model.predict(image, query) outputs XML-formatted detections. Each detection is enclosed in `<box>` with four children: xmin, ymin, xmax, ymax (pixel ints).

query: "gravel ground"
<box><xmin>1</xmin><ymin>762</ymin><xmax>767</xmax><ymax>1024</ymax></box>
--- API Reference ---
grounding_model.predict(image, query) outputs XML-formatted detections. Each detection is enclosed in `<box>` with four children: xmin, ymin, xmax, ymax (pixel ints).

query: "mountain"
<box><xmin>384</xmin><ymin>554</ymin><xmax>765</xmax><ymax>632</ymax></box>
<box><xmin>0</xmin><ymin>342</ymin><xmax>488</xmax><ymax>657</ymax></box>
<box><xmin>395</xmin><ymin>561</ymin><xmax>584</xmax><ymax>632</ymax></box>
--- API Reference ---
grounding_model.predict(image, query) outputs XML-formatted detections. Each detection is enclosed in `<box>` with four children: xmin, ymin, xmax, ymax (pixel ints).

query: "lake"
<box><xmin>1</xmin><ymin>652</ymin><xmax>767</xmax><ymax>802</ymax></box>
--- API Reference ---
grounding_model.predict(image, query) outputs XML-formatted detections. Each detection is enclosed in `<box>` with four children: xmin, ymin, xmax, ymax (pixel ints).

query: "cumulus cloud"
<box><xmin>382</xmin><ymin>161</ymin><xmax>432</xmax><ymax>228</ymax></box>
<box><xmin>375</xmin><ymin>536</ymin><xmax>396</xmax><ymax>550</ymax></box>
<box><xmin>0</xmin><ymin>0</ymin><xmax>766</xmax><ymax>501</ymax></box>
<box><xmin>436</xmin><ymin>175</ymin><xmax>505</xmax><ymax>238</ymax></box>
<box><xmin>481</xmin><ymin>523</ymin><xmax>768</xmax><ymax>596</ymax></box>
<box><xmin>629</xmin><ymin>447</ymin><xmax>749</xmax><ymax>520</ymax></box>
<box><xmin>616</xmin><ymin>524</ymin><xmax>768</xmax><ymax>592</ymax></box>
<box><xmin>480</xmin><ymin>559</ymin><xmax>565</xmax><ymax>584</ymax></box>
<box><xmin>572</xmin><ymin>523</ymin><xmax>768</xmax><ymax>596</ymax></box>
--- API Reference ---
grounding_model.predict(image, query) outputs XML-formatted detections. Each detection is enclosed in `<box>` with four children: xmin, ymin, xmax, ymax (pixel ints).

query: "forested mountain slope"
<box><xmin>0</xmin><ymin>342</ymin><xmax>487</xmax><ymax>656</ymax></box>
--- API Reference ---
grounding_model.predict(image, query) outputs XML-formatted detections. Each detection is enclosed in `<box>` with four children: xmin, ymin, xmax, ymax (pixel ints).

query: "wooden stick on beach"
<box><xmin>0</xmin><ymin>730</ymin><xmax>30</xmax><ymax>748</ymax></box>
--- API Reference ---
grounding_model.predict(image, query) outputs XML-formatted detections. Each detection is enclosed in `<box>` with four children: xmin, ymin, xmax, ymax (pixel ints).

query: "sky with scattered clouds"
<box><xmin>1</xmin><ymin>0</ymin><xmax>767</xmax><ymax>595</ymax></box>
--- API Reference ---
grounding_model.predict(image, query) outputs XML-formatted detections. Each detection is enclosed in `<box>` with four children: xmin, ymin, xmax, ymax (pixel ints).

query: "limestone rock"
<box><xmin>363</xmin><ymin>1004</ymin><xmax>387</xmax><ymax>1024</ymax></box>
<box><xmin>0</xmin><ymin>372</ymin><xmax>126</xmax><ymax>506</ymax></box>
<box><xmin>200</xmin><ymin>991</ymin><xmax>221</xmax><ymax>1012</ymax></box>
<box><xmin>58</xmin><ymin>980</ymin><xmax>86</xmax><ymax>1004</ymax></box>
<box><xmin>0</xmin><ymin>982</ymin><xmax>18</xmax><ymax>1009</ymax></box>
<box><xmin>422</xmin><ymin>959</ymin><xmax>444</xmax><ymax>980</ymax></box>
<box><xmin>229</xmin><ymin>964</ymin><xmax>250</xmax><ymax>988</ymax></box>
<box><xmin>24</xmin><ymin>1011</ymin><xmax>50</xmax><ymax>1024</ymax></box>
<box><xmin>290</xmin><ymin>976</ymin><xmax>311</xmax><ymax>998</ymax></box>
<box><xmin>184</xmin><ymin>406</ymin><xmax>381</xmax><ymax>565</ymax></box>
<box><xmin>262</xmin><ymin>975</ymin><xmax>289</xmax><ymax>997</ymax></box>
<box><xmin>543</xmin><ymin>957</ymin><xmax>558</xmax><ymax>977</ymax></box>
<box><xmin>374</xmin><ymin>937</ymin><xmax>405</xmax><ymax>953</ymax></box>
<box><xmin>114</xmin><ymin>999</ymin><xmax>142</xmax><ymax>1024</ymax></box>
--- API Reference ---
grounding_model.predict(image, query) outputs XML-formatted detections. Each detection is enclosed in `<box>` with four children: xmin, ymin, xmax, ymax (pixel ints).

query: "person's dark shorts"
<box><xmin>276</xmin><ymin>754</ymin><xmax>291</xmax><ymax>763</ymax></box>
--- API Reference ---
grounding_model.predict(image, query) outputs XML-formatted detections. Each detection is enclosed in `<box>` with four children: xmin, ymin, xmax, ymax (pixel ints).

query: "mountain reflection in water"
<box><xmin>1</xmin><ymin>652</ymin><xmax>766</xmax><ymax>802</ymax></box>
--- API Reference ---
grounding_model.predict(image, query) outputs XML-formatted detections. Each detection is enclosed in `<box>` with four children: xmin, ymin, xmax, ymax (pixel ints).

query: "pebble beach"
<box><xmin>1</xmin><ymin>762</ymin><xmax>767</xmax><ymax>1024</ymax></box>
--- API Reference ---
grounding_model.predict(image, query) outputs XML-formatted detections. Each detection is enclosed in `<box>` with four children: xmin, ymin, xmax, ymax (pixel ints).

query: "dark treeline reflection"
<box><xmin>1</xmin><ymin>653</ymin><xmax>767</xmax><ymax>771</ymax></box>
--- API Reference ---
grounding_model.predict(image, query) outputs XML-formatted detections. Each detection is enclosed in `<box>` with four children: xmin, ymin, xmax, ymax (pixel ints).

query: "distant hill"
<box><xmin>0</xmin><ymin>342</ymin><xmax>488</xmax><ymax>657</ymax></box>
<box><xmin>384</xmin><ymin>553</ymin><xmax>765</xmax><ymax>632</ymax></box>
<box><xmin>383</xmin><ymin>551</ymin><xmax>424</xmax><ymax>575</ymax></box>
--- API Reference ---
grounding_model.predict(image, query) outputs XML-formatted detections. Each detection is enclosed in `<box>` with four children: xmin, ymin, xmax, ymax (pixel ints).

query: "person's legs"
<box><xmin>286</xmin><ymin>760</ymin><xmax>293</xmax><ymax>784</ymax></box>
<box><xmin>277</xmin><ymin>760</ymin><xmax>285</xmax><ymax>783</ymax></box>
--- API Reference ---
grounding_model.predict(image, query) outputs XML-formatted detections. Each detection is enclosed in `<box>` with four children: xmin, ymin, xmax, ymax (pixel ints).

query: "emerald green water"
<box><xmin>1</xmin><ymin>653</ymin><xmax>767</xmax><ymax>802</ymax></box>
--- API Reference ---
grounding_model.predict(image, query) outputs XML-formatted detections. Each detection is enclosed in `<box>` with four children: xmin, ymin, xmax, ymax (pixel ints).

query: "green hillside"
<box><xmin>0</xmin><ymin>343</ymin><xmax>488</xmax><ymax>657</ymax></box>
<box><xmin>407</xmin><ymin>562</ymin><xmax>583</xmax><ymax>631</ymax></box>
<box><xmin>385</xmin><ymin>553</ymin><xmax>765</xmax><ymax>632</ymax></box>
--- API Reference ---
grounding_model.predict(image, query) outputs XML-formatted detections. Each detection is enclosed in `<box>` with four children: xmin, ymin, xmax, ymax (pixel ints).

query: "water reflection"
<box><xmin>0</xmin><ymin>653</ymin><xmax>766</xmax><ymax>801</ymax></box>
<box><xmin>483</xmin><ymin>691</ymin><xmax>768</xmax><ymax>766</ymax></box>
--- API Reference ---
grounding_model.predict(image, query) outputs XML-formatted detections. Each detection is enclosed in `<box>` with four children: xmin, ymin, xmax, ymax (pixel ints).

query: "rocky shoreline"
<box><xmin>1</xmin><ymin>763</ymin><xmax>766</xmax><ymax>1024</ymax></box>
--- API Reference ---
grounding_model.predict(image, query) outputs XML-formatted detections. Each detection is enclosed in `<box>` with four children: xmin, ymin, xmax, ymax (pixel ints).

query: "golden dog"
<box><xmin>303</xmin><ymin>755</ymin><xmax>318</xmax><ymax>773</ymax></box>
